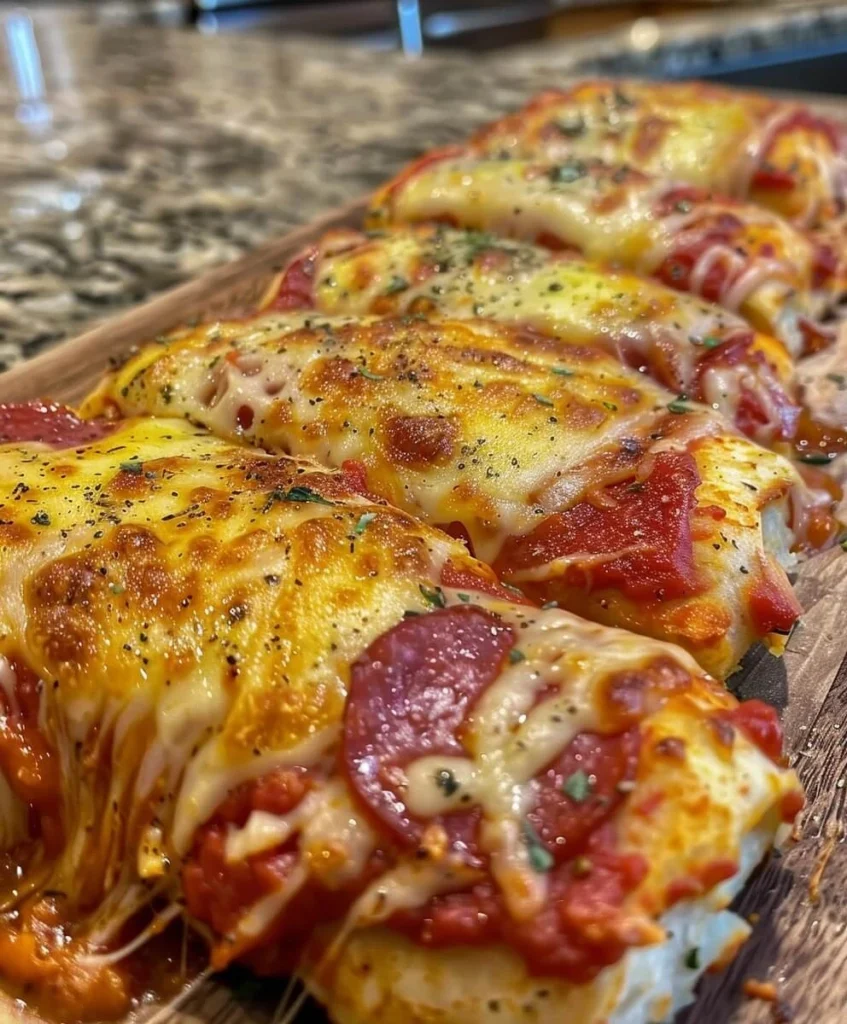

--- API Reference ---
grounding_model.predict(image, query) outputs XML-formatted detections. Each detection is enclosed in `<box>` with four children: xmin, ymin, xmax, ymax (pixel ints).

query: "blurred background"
<box><xmin>1</xmin><ymin>0</ymin><xmax>846</xmax><ymax>370</ymax></box>
<box><xmin>4</xmin><ymin>0</ymin><xmax>847</xmax><ymax>89</ymax></box>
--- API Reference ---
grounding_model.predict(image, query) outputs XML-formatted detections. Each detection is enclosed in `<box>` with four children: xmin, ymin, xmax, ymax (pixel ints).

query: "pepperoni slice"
<box><xmin>343</xmin><ymin>605</ymin><xmax>514</xmax><ymax>845</ymax></box>
<box><xmin>495</xmin><ymin>451</ymin><xmax>700</xmax><ymax>602</ymax></box>
<box><xmin>270</xmin><ymin>247</ymin><xmax>318</xmax><ymax>311</ymax></box>
<box><xmin>526</xmin><ymin>730</ymin><xmax>640</xmax><ymax>863</ymax></box>
<box><xmin>0</xmin><ymin>402</ymin><xmax>115</xmax><ymax>449</ymax></box>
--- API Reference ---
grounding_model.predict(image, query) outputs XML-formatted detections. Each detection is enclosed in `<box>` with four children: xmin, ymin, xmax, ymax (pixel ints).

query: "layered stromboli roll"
<box><xmin>264</xmin><ymin>224</ymin><xmax>799</xmax><ymax>446</ymax></box>
<box><xmin>82</xmin><ymin>314</ymin><xmax>837</xmax><ymax>679</ymax></box>
<box><xmin>470</xmin><ymin>79</ymin><xmax>847</xmax><ymax>232</ymax></box>
<box><xmin>0</xmin><ymin>404</ymin><xmax>803</xmax><ymax>1024</ymax></box>
<box><xmin>368</xmin><ymin>151</ymin><xmax>842</xmax><ymax>356</ymax></box>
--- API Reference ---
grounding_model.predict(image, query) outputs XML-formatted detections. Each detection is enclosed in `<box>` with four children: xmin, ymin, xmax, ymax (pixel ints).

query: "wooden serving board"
<box><xmin>2</xmin><ymin>182</ymin><xmax>847</xmax><ymax>1024</ymax></box>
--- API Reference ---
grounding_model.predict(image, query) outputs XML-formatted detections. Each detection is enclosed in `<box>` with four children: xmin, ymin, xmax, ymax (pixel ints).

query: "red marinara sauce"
<box><xmin>0</xmin><ymin>401</ymin><xmax>116</xmax><ymax>448</ymax></box>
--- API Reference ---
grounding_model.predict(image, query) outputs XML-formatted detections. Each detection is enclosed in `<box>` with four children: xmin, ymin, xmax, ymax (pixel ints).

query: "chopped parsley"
<box><xmin>385</xmin><ymin>275</ymin><xmax>410</xmax><ymax>295</ymax></box>
<box><xmin>562</xmin><ymin>770</ymin><xmax>592</xmax><ymax>803</ymax></box>
<box><xmin>522</xmin><ymin>820</ymin><xmax>554</xmax><ymax>873</ymax></box>
<box><xmin>827</xmin><ymin>373</ymin><xmax>847</xmax><ymax>390</ymax></box>
<box><xmin>840</xmin><ymin>536</ymin><xmax>847</xmax><ymax>552</ymax></box>
<box><xmin>463</xmin><ymin>231</ymin><xmax>499</xmax><ymax>261</ymax></box>
<box><xmin>353</xmin><ymin>512</ymin><xmax>376</xmax><ymax>535</ymax></box>
<box><xmin>533</xmin><ymin>393</ymin><xmax>554</xmax><ymax>407</ymax></box>
<box><xmin>419</xmin><ymin>584</ymin><xmax>446</xmax><ymax>608</ymax></box>
<box><xmin>264</xmin><ymin>486</ymin><xmax>335</xmax><ymax>511</ymax></box>
<box><xmin>685</xmin><ymin>947</ymin><xmax>700</xmax><ymax>970</ymax></box>
<box><xmin>549</xmin><ymin>160</ymin><xmax>587</xmax><ymax>185</ymax></box>
<box><xmin>508</xmin><ymin>648</ymin><xmax>526</xmax><ymax>664</ymax></box>
<box><xmin>541</xmin><ymin>600</ymin><xmax>559</xmax><ymax>609</ymax></box>
<box><xmin>30</xmin><ymin>511</ymin><xmax>50</xmax><ymax>527</ymax></box>
<box><xmin>357</xmin><ymin>366</ymin><xmax>384</xmax><ymax>381</ymax></box>
<box><xmin>602</xmin><ymin>401</ymin><xmax>618</xmax><ymax>412</ymax></box>
<box><xmin>799</xmin><ymin>451</ymin><xmax>832</xmax><ymax>465</ymax></box>
<box><xmin>551</xmin><ymin>366</ymin><xmax>573</xmax><ymax>377</ymax></box>
<box><xmin>457</xmin><ymin>592</ymin><xmax>471</xmax><ymax>602</ymax></box>
<box><xmin>119</xmin><ymin>460</ymin><xmax>143</xmax><ymax>474</ymax></box>
<box><xmin>691</xmin><ymin>335</ymin><xmax>722</xmax><ymax>349</ymax></box>
<box><xmin>434</xmin><ymin>768</ymin><xmax>460</xmax><ymax>797</ymax></box>
<box><xmin>556</xmin><ymin>114</ymin><xmax>586</xmax><ymax>138</ymax></box>
<box><xmin>109</xmin><ymin>583</ymin><xmax>125</xmax><ymax>596</ymax></box>
<box><xmin>667</xmin><ymin>395</ymin><xmax>692</xmax><ymax>414</ymax></box>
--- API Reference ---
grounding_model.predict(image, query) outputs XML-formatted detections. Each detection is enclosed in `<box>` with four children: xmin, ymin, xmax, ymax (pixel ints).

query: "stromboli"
<box><xmin>0</xmin><ymin>406</ymin><xmax>803</xmax><ymax>1024</ymax></box>
<box><xmin>264</xmin><ymin>223</ymin><xmax>799</xmax><ymax>446</ymax></box>
<box><xmin>82</xmin><ymin>312</ymin><xmax>835</xmax><ymax>678</ymax></box>
<box><xmin>368</xmin><ymin>152</ymin><xmax>841</xmax><ymax>357</ymax></box>
<box><xmin>470</xmin><ymin>79</ymin><xmax>847</xmax><ymax>232</ymax></box>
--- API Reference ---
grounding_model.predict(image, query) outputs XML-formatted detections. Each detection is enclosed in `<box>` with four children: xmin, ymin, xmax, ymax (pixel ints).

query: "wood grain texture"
<box><xmin>2</xmin><ymin>102</ymin><xmax>847</xmax><ymax>1024</ymax></box>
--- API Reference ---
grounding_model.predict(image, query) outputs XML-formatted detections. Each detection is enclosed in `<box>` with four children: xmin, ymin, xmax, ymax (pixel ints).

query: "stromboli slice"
<box><xmin>265</xmin><ymin>224</ymin><xmax>799</xmax><ymax>446</ymax></box>
<box><xmin>82</xmin><ymin>313</ymin><xmax>834</xmax><ymax>678</ymax></box>
<box><xmin>471</xmin><ymin>78</ymin><xmax>847</xmax><ymax>231</ymax></box>
<box><xmin>0</xmin><ymin>405</ymin><xmax>802</xmax><ymax>1024</ymax></box>
<box><xmin>368</xmin><ymin>152</ymin><xmax>840</xmax><ymax>357</ymax></box>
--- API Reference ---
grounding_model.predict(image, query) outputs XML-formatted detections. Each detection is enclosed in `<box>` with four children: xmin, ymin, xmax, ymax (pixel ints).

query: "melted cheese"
<box><xmin>309</xmin><ymin>638</ymin><xmax>800</xmax><ymax>1023</ymax></box>
<box><xmin>472</xmin><ymin>79</ymin><xmax>847</xmax><ymax>229</ymax></box>
<box><xmin>369</xmin><ymin>155</ymin><xmax>826</xmax><ymax>344</ymax></box>
<box><xmin>0</xmin><ymin>419</ymin><xmax>803</xmax><ymax>1020</ymax></box>
<box><xmin>0</xmin><ymin>417</ymin><xmax>463</xmax><ymax>926</ymax></box>
<box><xmin>84</xmin><ymin>313</ymin><xmax>805</xmax><ymax>678</ymax></box>
<box><xmin>287</xmin><ymin>225</ymin><xmax>795</xmax><ymax>438</ymax></box>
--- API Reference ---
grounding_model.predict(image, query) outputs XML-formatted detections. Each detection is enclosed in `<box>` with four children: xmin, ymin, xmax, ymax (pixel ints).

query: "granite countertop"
<box><xmin>1</xmin><ymin>2</ymin><xmax>846</xmax><ymax>370</ymax></box>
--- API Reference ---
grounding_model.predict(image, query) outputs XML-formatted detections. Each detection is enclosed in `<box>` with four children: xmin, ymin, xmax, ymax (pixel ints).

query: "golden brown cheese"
<box><xmin>368</xmin><ymin>154</ymin><xmax>836</xmax><ymax>356</ymax></box>
<box><xmin>0</xmin><ymin>415</ymin><xmax>803</xmax><ymax>1024</ymax></box>
<box><xmin>471</xmin><ymin>79</ymin><xmax>847</xmax><ymax>230</ymax></box>
<box><xmin>265</xmin><ymin>224</ymin><xmax>798</xmax><ymax>446</ymax></box>
<box><xmin>82</xmin><ymin>315</ymin><xmax>811</xmax><ymax>679</ymax></box>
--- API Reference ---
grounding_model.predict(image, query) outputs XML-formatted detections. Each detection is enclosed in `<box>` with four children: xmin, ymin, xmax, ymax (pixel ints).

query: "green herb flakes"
<box><xmin>264</xmin><ymin>486</ymin><xmax>335</xmax><ymax>511</ymax></box>
<box><xmin>354</xmin><ymin>512</ymin><xmax>376</xmax><ymax>535</ymax></box>
<box><xmin>385</xmin><ymin>275</ymin><xmax>410</xmax><ymax>295</ymax></box>
<box><xmin>562</xmin><ymin>770</ymin><xmax>592</xmax><ymax>803</ymax></box>
<box><xmin>667</xmin><ymin>396</ymin><xmax>692</xmax><ymax>414</ymax></box>
<box><xmin>522</xmin><ymin>820</ymin><xmax>553</xmax><ymax>873</ymax></box>
<box><xmin>419</xmin><ymin>584</ymin><xmax>446</xmax><ymax>608</ymax></box>
<box><xmin>357</xmin><ymin>366</ymin><xmax>384</xmax><ymax>382</ymax></box>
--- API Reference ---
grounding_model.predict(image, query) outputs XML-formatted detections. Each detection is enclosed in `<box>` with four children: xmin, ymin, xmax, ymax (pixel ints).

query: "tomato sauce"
<box><xmin>494</xmin><ymin>450</ymin><xmax>701</xmax><ymax>602</ymax></box>
<box><xmin>654</xmin><ymin>212</ymin><xmax>749</xmax><ymax>305</ymax></box>
<box><xmin>0</xmin><ymin>401</ymin><xmax>115</xmax><ymax>449</ymax></box>
<box><xmin>388</xmin><ymin>828</ymin><xmax>648</xmax><ymax>984</ymax></box>
<box><xmin>694</xmin><ymin>333</ymin><xmax>799</xmax><ymax>442</ymax></box>
<box><xmin>269</xmin><ymin>246</ymin><xmax>318</xmax><ymax>311</ymax></box>
<box><xmin>0</xmin><ymin>659</ymin><xmax>62</xmax><ymax>855</ymax></box>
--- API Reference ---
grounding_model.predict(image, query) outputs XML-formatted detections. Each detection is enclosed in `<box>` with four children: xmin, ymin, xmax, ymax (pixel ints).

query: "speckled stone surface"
<box><xmin>1</xmin><ymin>3</ymin><xmax>846</xmax><ymax>369</ymax></box>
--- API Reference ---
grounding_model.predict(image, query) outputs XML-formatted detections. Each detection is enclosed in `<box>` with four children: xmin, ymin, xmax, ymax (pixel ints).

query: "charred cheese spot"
<box><xmin>383</xmin><ymin>416</ymin><xmax>457</xmax><ymax>468</ymax></box>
